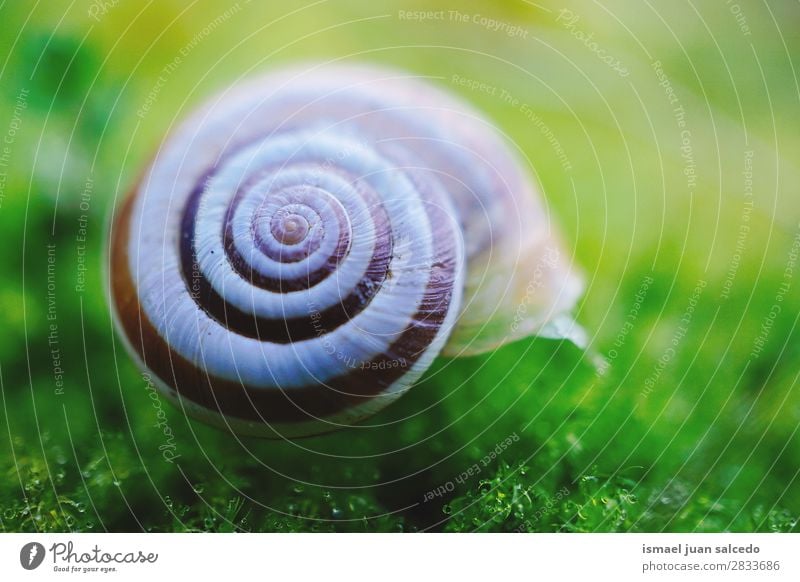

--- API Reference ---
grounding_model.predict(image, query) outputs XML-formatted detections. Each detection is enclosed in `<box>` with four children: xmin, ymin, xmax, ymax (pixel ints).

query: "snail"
<box><xmin>109</xmin><ymin>63</ymin><xmax>585</xmax><ymax>438</ymax></box>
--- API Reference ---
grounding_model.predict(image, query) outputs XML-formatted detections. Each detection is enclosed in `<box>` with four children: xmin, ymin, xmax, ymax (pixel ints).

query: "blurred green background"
<box><xmin>0</xmin><ymin>0</ymin><xmax>798</xmax><ymax>532</ymax></box>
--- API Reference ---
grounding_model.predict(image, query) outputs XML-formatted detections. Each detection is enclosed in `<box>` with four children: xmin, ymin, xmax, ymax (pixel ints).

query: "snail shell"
<box><xmin>109</xmin><ymin>63</ymin><xmax>584</xmax><ymax>438</ymax></box>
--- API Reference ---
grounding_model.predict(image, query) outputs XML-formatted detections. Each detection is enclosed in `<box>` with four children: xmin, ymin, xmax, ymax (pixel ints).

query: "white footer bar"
<box><xmin>1</xmin><ymin>533</ymin><xmax>796</xmax><ymax>581</ymax></box>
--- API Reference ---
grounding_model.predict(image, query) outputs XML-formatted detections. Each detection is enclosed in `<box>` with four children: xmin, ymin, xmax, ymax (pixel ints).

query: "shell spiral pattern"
<box><xmin>110</xmin><ymin>64</ymin><xmax>584</xmax><ymax>438</ymax></box>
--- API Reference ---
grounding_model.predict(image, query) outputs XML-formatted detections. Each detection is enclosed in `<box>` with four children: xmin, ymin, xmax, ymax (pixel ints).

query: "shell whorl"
<box><xmin>110</xmin><ymin>64</ymin><xmax>583</xmax><ymax>438</ymax></box>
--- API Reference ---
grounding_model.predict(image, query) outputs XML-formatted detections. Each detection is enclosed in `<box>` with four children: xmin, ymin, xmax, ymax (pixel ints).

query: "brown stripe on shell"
<box><xmin>223</xmin><ymin>175</ymin><xmax>353</xmax><ymax>289</ymax></box>
<box><xmin>111</xmin><ymin>175</ymin><xmax>459</xmax><ymax>425</ymax></box>
<box><xmin>180</xmin><ymin>154</ymin><xmax>394</xmax><ymax>343</ymax></box>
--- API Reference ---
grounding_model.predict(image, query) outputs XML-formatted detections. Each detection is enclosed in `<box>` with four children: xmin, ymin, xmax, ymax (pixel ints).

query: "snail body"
<box><xmin>110</xmin><ymin>63</ymin><xmax>583</xmax><ymax>438</ymax></box>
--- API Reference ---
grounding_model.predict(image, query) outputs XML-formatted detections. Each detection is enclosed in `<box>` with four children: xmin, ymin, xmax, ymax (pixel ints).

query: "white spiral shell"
<box><xmin>109</xmin><ymin>63</ymin><xmax>584</xmax><ymax>438</ymax></box>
